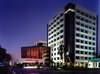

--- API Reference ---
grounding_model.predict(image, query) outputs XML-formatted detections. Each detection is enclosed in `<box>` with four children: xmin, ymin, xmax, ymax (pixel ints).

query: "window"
<box><xmin>60</xmin><ymin>13</ymin><xmax>63</xmax><ymax>17</ymax></box>
<box><xmin>57</xmin><ymin>32</ymin><xmax>60</xmax><ymax>35</ymax></box>
<box><xmin>81</xmin><ymin>35</ymin><xmax>84</xmax><ymax>37</ymax></box>
<box><xmin>85</xmin><ymin>46</ymin><xmax>88</xmax><ymax>49</ymax></box>
<box><xmin>54</xmin><ymin>34</ymin><xmax>56</xmax><ymax>36</ymax></box>
<box><xmin>60</xmin><ymin>19</ymin><xmax>63</xmax><ymax>22</ymax></box>
<box><xmin>60</xmin><ymin>24</ymin><xmax>63</xmax><ymax>27</ymax></box>
<box><xmin>81</xmin><ymin>51</ymin><xmax>84</xmax><ymax>54</ymax></box>
<box><xmin>60</xmin><ymin>35</ymin><xmax>63</xmax><ymax>38</ymax></box>
<box><xmin>85</xmin><ymin>25</ymin><xmax>88</xmax><ymax>28</ymax></box>
<box><xmin>85</xmin><ymin>52</ymin><xmax>87</xmax><ymax>54</ymax></box>
<box><xmin>60</xmin><ymin>30</ymin><xmax>63</xmax><ymax>33</ymax></box>
<box><xmin>54</xmin><ymin>24</ymin><xmax>56</xmax><ymax>27</ymax></box>
<box><xmin>85</xmin><ymin>30</ymin><xmax>88</xmax><ymax>33</ymax></box>
<box><xmin>54</xmin><ymin>48</ymin><xmax>56</xmax><ymax>51</ymax></box>
<box><xmin>81</xmin><ymin>46</ymin><xmax>84</xmax><ymax>49</ymax></box>
<box><xmin>93</xmin><ymin>22</ymin><xmax>95</xmax><ymax>25</ymax></box>
<box><xmin>76</xmin><ymin>56</ymin><xmax>79</xmax><ymax>59</ymax></box>
<box><xmin>57</xmin><ymin>37</ymin><xmax>60</xmax><ymax>40</ymax></box>
<box><xmin>89</xmin><ymin>42</ymin><xmax>91</xmax><ymax>45</ymax></box>
<box><xmin>57</xmin><ymin>57</ymin><xmax>59</xmax><ymax>60</ymax></box>
<box><xmin>93</xmin><ymin>28</ymin><xmax>95</xmax><ymax>30</ymax></box>
<box><xmin>85</xmin><ymin>57</ymin><xmax>87</xmax><ymax>60</ymax></box>
<box><xmin>56</xmin><ymin>16</ymin><xmax>59</xmax><ymax>20</ymax></box>
<box><xmin>54</xmin><ymin>53</ymin><xmax>56</xmax><ymax>55</ymax></box>
<box><xmin>57</xmin><ymin>22</ymin><xmax>59</xmax><ymax>24</ymax></box>
<box><xmin>93</xmin><ymin>43</ymin><xmax>95</xmax><ymax>45</ymax></box>
<box><xmin>54</xmin><ymin>39</ymin><xmax>56</xmax><ymax>41</ymax></box>
<box><xmin>85</xmin><ymin>36</ymin><xmax>88</xmax><ymax>39</ymax></box>
<box><xmin>54</xmin><ymin>29</ymin><xmax>56</xmax><ymax>32</ymax></box>
<box><xmin>81</xmin><ymin>40</ymin><xmax>84</xmax><ymax>43</ymax></box>
<box><xmin>76</xmin><ymin>50</ymin><xmax>79</xmax><ymax>53</ymax></box>
<box><xmin>76</xmin><ymin>39</ymin><xmax>80</xmax><ymax>42</ymax></box>
<box><xmin>89</xmin><ymin>52</ymin><xmax>92</xmax><ymax>55</ymax></box>
<box><xmin>89</xmin><ymin>47</ymin><xmax>91</xmax><ymax>50</ymax></box>
<box><xmin>76</xmin><ymin>45</ymin><xmax>80</xmax><ymax>48</ymax></box>
<box><xmin>76</xmin><ymin>21</ymin><xmax>80</xmax><ymax>25</ymax></box>
<box><xmin>93</xmin><ymin>32</ymin><xmax>95</xmax><ymax>35</ymax></box>
<box><xmin>85</xmin><ymin>41</ymin><xmax>88</xmax><ymax>44</ymax></box>
<box><xmin>76</xmin><ymin>27</ymin><xmax>80</xmax><ymax>31</ymax></box>
<box><xmin>81</xmin><ymin>17</ymin><xmax>84</xmax><ymax>21</ymax></box>
<box><xmin>85</xmin><ymin>19</ymin><xmax>89</xmax><ymax>23</ymax></box>
<box><xmin>81</xmin><ymin>29</ymin><xmax>84</xmax><ymax>32</ymax></box>
<box><xmin>92</xmin><ymin>47</ymin><xmax>95</xmax><ymax>50</ymax></box>
<box><xmin>81</xmin><ymin>23</ymin><xmax>84</xmax><ymax>27</ymax></box>
<box><xmin>57</xmin><ymin>27</ymin><xmax>60</xmax><ymax>30</ymax></box>
<box><xmin>76</xmin><ymin>15</ymin><xmax>80</xmax><ymax>19</ymax></box>
<box><xmin>93</xmin><ymin>38</ymin><xmax>95</xmax><ymax>40</ymax></box>
<box><xmin>89</xmin><ymin>26</ymin><xmax>92</xmax><ymax>29</ymax></box>
<box><xmin>76</xmin><ymin>33</ymin><xmax>80</xmax><ymax>37</ymax></box>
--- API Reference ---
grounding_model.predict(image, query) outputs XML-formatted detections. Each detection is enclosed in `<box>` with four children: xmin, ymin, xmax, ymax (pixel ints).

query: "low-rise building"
<box><xmin>88</xmin><ymin>58</ymin><xmax>100</xmax><ymax>68</ymax></box>
<box><xmin>21</xmin><ymin>41</ymin><xmax>50</xmax><ymax>68</ymax></box>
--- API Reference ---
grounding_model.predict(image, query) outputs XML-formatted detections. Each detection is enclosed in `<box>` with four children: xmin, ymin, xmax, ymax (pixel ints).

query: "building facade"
<box><xmin>21</xmin><ymin>42</ymin><xmax>50</xmax><ymax>67</ymax></box>
<box><xmin>48</xmin><ymin>3</ymin><xmax>97</xmax><ymax>67</ymax></box>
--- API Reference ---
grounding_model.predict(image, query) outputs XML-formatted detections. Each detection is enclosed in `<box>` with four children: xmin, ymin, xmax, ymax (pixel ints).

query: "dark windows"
<box><xmin>76</xmin><ymin>56</ymin><xmax>79</xmax><ymax>59</ymax></box>
<box><xmin>60</xmin><ymin>35</ymin><xmax>63</xmax><ymax>38</ymax></box>
<box><xmin>81</xmin><ymin>40</ymin><xmax>84</xmax><ymax>43</ymax></box>
<box><xmin>60</xmin><ymin>30</ymin><xmax>63</xmax><ymax>33</ymax></box>
<box><xmin>76</xmin><ymin>39</ymin><xmax>80</xmax><ymax>42</ymax></box>
<box><xmin>76</xmin><ymin>33</ymin><xmax>80</xmax><ymax>37</ymax></box>
<box><xmin>76</xmin><ymin>28</ymin><xmax>80</xmax><ymax>31</ymax></box>
<box><xmin>76</xmin><ymin>15</ymin><xmax>80</xmax><ymax>19</ymax></box>
<box><xmin>85</xmin><ymin>46</ymin><xmax>87</xmax><ymax>49</ymax></box>
<box><xmin>76</xmin><ymin>50</ymin><xmax>79</xmax><ymax>53</ymax></box>
<box><xmin>81</xmin><ymin>46</ymin><xmax>84</xmax><ymax>49</ymax></box>
<box><xmin>54</xmin><ymin>53</ymin><xmax>56</xmax><ymax>55</ymax></box>
<box><xmin>85</xmin><ymin>41</ymin><xmax>88</xmax><ymax>44</ymax></box>
<box><xmin>76</xmin><ymin>21</ymin><xmax>80</xmax><ymax>25</ymax></box>
<box><xmin>76</xmin><ymin>45</ymin><xmax>80</xmax><ymax>48</ymax></box>
<box><xmin>85</xmin><ymin>36</ymin><xmax>88</xmax><ymax>39</ymax></box>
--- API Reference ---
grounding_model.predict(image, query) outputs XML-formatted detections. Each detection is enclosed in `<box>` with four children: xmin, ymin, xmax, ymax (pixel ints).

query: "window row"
<box><xmin>76</xmin><ymin>21</ymin><xmax>96</xmax><ymax>31</ymax></box>
<box><xmin>76</xmin><ymin>9</ymin><xmax>96</xmax><ymax>20</ymax></box>
<box><xmin>76</xmin><ymin>15</ymin><xmax>95</xmax><ymax>25</ymax></box>
<box><xmin>48</xmin><ymin>18</ymin><xmax>64</xmax><ymax>31</ymax></box>
<box><xmin>76</xmin><ymin>56</ymin><xmax>92</xmax><ymax>60</ymax></box>
<box><xmin>48</xmin><ymin>30</ymin><xmax>64</xmax><ymax>40</ymax></box>
<box><xmin>76</xmin><ymin>39</ymin><xmax>96</xmax><ymax>45</ymax></box>
<box><xmin>48</xmin><ymin>35</ymin><xmax>63</xmax><ymax>44</ymax></box>
<box><xmin>51</xmin><ymin>57</ymin><xmax>60</xmax><ymax>60</ymax></box>
<box><xmin>76</xmin><ymin>45</ymin><xmax>95</xmax><ymax>50</ymax></box>
<box><xmin>48</xmin><ymin>24</ymin><xmax>63</xmax><ymax>35</ymax></box>
<box><xmin>76</xmin><ymin>33</ymin><xmax>96</xmax><ymax>39</ymax></box>
<box><xmin>76</xmin><ymin>27</ymin><xmax>96</xmax><ymax>35</ymax></box>
<box><xmin>76</xmin><ymin>50</ymin><xmax>95</xmax><ymax>55</ymax></box>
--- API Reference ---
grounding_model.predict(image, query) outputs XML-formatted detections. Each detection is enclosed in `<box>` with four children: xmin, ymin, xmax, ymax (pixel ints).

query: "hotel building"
<box><xmin>48</xmin><ymin>3</ymin><xmax>97</xmax><ymax>66</ymax></box>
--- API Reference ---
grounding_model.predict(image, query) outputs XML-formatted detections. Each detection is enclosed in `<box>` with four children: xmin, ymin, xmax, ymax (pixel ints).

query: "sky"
<box><xmin>0</xmin><ymin>0</ymin><xmax>99</xmax><ymax>59</ymax></box>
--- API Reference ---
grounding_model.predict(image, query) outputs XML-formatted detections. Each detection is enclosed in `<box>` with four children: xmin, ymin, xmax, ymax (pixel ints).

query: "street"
<box><xmin>13</xmin><ymin>68</ymin><xmax>100</xmax><ymax>74</ymax></box>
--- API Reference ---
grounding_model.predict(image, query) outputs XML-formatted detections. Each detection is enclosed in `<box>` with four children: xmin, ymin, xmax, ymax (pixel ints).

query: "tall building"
<box><xmin>48</xmin><ymin>3</ymin><xmax>97</xmax><ymax>66</ymax></box>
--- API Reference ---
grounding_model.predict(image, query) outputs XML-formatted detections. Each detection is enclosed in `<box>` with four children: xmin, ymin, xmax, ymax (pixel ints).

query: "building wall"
<box><xmin>48</xmin><ymin>12</ymin><xmax>64</xmax><ymax>64</ymax></box>
<box><xmin>48</xmin><ymin>3</ymin><xmax>97</xmax><ymax>66</ymax></box>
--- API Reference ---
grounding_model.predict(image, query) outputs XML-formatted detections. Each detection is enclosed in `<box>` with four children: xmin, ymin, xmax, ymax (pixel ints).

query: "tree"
<box><xmin>4</xmin><ymin>53</ymin><xmax>12</xmax><ymax>63</ymax></box>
